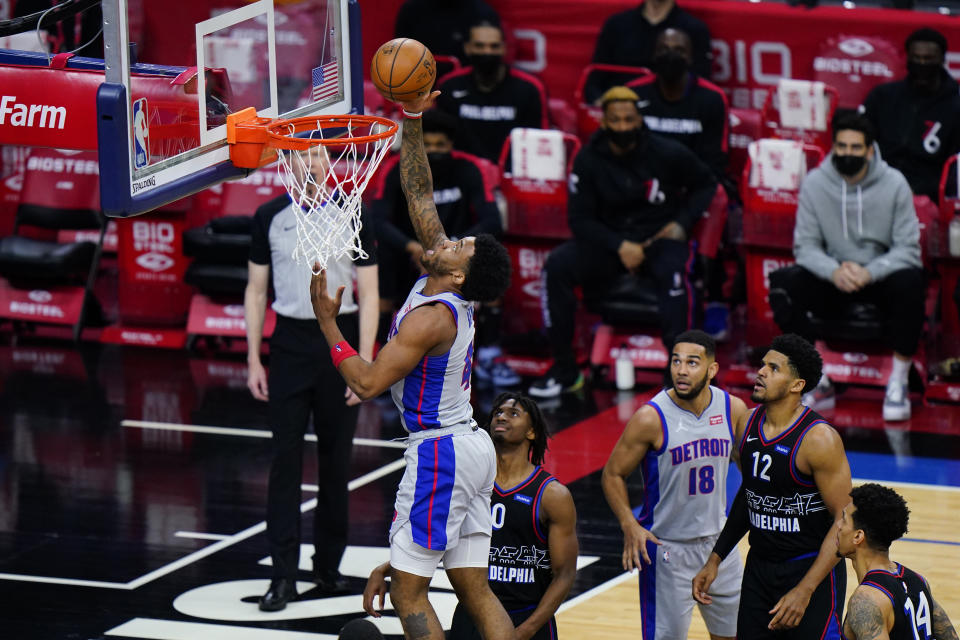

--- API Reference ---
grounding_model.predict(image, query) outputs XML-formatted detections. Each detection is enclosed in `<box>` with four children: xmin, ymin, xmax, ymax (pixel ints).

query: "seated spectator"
<box><xmin>393</xmin><ymin>0</ymin><xmax>499</xmax><ymax>64</ymax></box>
<box><xmin>435</xmin><ymin>19</ymin><xmax>548</xmax><ymax>162</ymax></box>
<box><xmin>586</xmin><ymin>0</ymin><xmax>711</xmax><ymax>102</ymax></box>
<box><xmin>861</xmin><ymin>28</ymin><xmax>960</xmax><ymax>202</ymax></box>
<box><xmin>370</xmin><ymin>110</ymin><xmax>517</xmax><ymax>386</ymax></box>
<box><xmin>529</xmin><ymin>87</ymin><xmax>717</xmax><ymax>398</ymax></box>
<box><xmin>627</xmin><ymin>28</ymin><xmax>728</xmax><ymax>178</ymax></box>
<box><xmin>629</xmin><ymin>27</ymin><xmax>733</xmax><ymax>339</ymax></box>
<box><xmin>768</xmin><ymin>113</ymin><xmax>923</xmax><ymax>421</ymax></box>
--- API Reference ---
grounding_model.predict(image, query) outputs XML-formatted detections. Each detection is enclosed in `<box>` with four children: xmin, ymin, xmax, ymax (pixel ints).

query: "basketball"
<box><xmin>370</xmin><ymin>38</ymin><xmax>436</xmax><ymax>103</ymax></box>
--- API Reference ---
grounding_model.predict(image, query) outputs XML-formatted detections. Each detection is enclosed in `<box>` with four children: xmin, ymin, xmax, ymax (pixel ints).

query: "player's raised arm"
<box><xmin>310</xmin><ymin>269</ymin><xmax>454</xmax><ymax>399</ymax></box>
<box><xmin>601</xmin><ymin>405</ymin><xmax>664</xmax><ymax>571</ymax></box>
<box><xmin>398</xmin><ymin>92</ymin><xmax>447</xmax><ymax>251</ymax></box>
<box><xmin>768</xmin><ymin>423</ymin><xmax>852</xmax><ymax>630</ymax></box>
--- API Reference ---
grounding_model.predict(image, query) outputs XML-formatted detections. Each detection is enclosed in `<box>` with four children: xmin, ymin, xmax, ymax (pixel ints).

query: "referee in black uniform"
<box><xmin>245</xmin><ymin>192</ymin><xmax>379</xmax><ymax>611</ymax></box>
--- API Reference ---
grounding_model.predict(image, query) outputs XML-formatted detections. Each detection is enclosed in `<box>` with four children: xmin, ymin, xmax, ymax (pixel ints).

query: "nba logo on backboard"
<box><xmin>132</xmin><ymin>98</ymin><xmax>150</xmax><ymax>169</ymax></box>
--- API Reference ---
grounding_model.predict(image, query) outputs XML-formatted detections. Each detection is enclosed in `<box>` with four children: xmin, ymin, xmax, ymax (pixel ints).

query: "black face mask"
<box><xmin>907</xmin><ymin>61</ymin><xmax>941</xmax><ymax>86</ymax></box>
<box><xmin>468</xmin><ymin>54</ymin><xmax>503</xmax><ymax>76</ymax></box>
<box><xmin>607</xmin><ymin>127</ymin><xmax>640</xmax><ymax>149</ymax></box>
<box><xmin>832</xmin><ymin>153</ymin><xmax>867</xmax><ymax>177</ymax></box>
<box><xmin>652</xmin><ymin>52</ymin><xmax>690</xmax><ymax>84</ymax></box>
<box><xmin>427</xmin><ymin>151</ymin><xmax>451</xmax><ymax>167</ymax></box>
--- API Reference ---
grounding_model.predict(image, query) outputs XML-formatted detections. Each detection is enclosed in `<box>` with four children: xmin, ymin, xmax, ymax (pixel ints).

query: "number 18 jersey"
<box><xmin>638</xmin><ymin>386</ymin><xmax>734</xmax><ymax>541</ymax></box>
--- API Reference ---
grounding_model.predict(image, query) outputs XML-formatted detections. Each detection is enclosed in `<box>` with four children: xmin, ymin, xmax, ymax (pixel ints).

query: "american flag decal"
<box><xmin>311</xmin><ymin>60</ymin><xmax>340</xmax><ymax>102</ymax></box>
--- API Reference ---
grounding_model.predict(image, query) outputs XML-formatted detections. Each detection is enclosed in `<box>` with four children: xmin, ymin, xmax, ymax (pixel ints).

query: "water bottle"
<box><xmin>615</xmin><ymin>343</ymin><xmax>635</xmax><ymax>391</ymax></box>
<box><xmin>950</xmin><ymin>214</ymin><xmax>960</xmax><ymax>257</ymax></box>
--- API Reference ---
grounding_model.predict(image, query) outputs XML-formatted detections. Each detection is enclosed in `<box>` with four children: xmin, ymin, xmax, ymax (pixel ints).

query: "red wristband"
<box><xmin>330</xmin><ymin>341</ymin><xmax>358</xmax><ymax>368</ymax></box>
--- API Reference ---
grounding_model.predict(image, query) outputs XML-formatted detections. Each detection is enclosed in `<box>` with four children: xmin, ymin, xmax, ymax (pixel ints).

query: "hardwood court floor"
<box><xmin>1</xmin><ymin>341</ymin><xmax>959</xmax><ymax>638</ymax></box>
<box><xmin>557</xmin><ymin>482</ymin><xmax>960</xmax><ymax>639</ymax></box>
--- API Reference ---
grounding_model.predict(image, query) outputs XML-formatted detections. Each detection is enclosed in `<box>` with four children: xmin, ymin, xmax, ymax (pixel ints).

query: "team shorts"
<box><xmin>638</xmin><ymin>533</ymin><xmax>743</xmax><ymax>640</ymax></box>
<box><xmin>389</xmin><ymin>423</ymin><xmax>496</xmax><ymax>578</ymax></box>
<box><xmin>737</xmin><ymin>550</ymin><xmax>846</xmax><ymax>640</ymax></box>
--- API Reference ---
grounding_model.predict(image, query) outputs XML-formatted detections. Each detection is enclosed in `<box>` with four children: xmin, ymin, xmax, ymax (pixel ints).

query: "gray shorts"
<box><xmin>638</xmin><ymin>534</ymin><xmax>743</xmax><ymax>640</ymax></box>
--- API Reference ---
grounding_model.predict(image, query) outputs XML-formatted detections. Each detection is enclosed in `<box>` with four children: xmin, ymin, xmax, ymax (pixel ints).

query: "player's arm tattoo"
<box><xmin>932</xmin><ymin>597</ymin><xmax>960</xmax><ymax>640</ymax></box>
<box><xmin>399</xmin><ymin>116</ymin><xmax>446</xmax><ymax>250</ymax></box>
<box><xmin>401</xmin><ymin>611</ymin><xmax>431</xmax><ymax>639</ymax></box>
<box><xmin>844</xmin><ymin>590</ymin><xmax>888</xmax><ymax>640</ymax></box>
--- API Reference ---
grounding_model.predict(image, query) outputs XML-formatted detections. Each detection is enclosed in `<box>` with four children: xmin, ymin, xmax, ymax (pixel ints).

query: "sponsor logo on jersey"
<box><xmin>775</xmin><ymin>444</ymin><xmax>790</xmax><ymax>455</ymax></box>
<box><xmin>513</xmin><ymin>494</ymin><xmax>533</xmax><ymax>505</ymax></box>
<box><xmin>709</xmin><ymin>415</ymin><xmax>723</xmax><ymax>425</ymax></box>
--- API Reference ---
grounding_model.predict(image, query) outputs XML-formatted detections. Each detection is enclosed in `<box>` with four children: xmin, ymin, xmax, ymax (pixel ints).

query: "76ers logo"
<box><xmin>644</xmin><ymin>178</ymin><xmax>666</xmax><ymax>204</ymax></box>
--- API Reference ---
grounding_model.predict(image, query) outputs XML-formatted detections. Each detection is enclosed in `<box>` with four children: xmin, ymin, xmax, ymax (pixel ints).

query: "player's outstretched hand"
<box><xmin>310</xmin><ymin>266</ymin><xmax>344</xmax><ymax>325</ymax></box>
<box><xmin>768</xmin><ymin>584</ymin><xmax>813</xmax><ymax>630</ymax></box>
<box><xmin>692</xmin><ymin>554</ymin><xmax>721</xmax><ymax>605</ymax></box>
<box><xmin>399</xmin><ymin>90</ymin><xmax>440</xmax><ymax>116</ymax></box>
<box><xmin>621</xmin><ymin>520</ymin><xmax>661</xmax><ymax>572</ymax></box>
<box><xmin>362</xmin><ymin>562</ymin><xmax>391</xmax><ymax>618</ymax></box>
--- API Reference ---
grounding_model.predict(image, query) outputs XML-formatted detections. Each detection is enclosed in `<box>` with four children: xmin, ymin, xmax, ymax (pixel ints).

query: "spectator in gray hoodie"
<box><xmin>768</xmin><ymin>112</ymin><xmax>923</xmax><ymax>422</ymax></box>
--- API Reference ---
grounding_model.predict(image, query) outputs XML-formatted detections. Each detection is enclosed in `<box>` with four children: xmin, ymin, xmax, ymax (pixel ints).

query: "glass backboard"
<box><xmin>97</xmin><ymin>0</ymin><xmax>360</xmax><ymax>217</ymax></box>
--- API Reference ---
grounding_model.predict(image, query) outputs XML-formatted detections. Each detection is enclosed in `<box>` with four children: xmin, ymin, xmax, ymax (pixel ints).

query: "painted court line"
<box><xmin>0</xmin><ymin>457</ymin><xmax>405</xmax><ymax>590</ymax></box>
<box><xmin>121</xmin><ymin>420</ymin><xmax>406</xmax><ymax>448</ymax></box>
<box><xmin>106</xmin><ymin>617</ymin><xmax>336</xmax><ymax>640</ymax></box>
<box><xmin>174</xmin><ymin>532</ymin><xmax>230</xmax><ymax>541</ymax></box>
<box><xmin>0</xmin><ymin>573</ymin><xmax>128</xmax><ymax>589</ymax></box>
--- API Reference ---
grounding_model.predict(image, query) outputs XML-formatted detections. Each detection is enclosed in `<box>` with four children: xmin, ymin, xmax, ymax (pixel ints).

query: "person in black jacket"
<box><xmin>860</xmin><ymin>28</ymin><xmax>960</xmax><ymax>202</ymax></box>
<box><xmin>586</xmin><ymin>0</ymin><xmax>712</xmax><ymax>103</ymax></box>
<box><xmin>529</xmin><ymin>87</ymin><xmax>717</xmax><ymax>398</ymax></box>
<box><xmin>435</xmin><ymin>19</ymin><xmax>549</xmax><ymax>162</ymax></box>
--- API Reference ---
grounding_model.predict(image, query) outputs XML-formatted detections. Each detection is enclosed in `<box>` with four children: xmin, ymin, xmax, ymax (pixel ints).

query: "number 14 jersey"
<box><xmin>638</xmin><ymin>386</ymin><xmax>734</xmax><ymax>541</ymax></box>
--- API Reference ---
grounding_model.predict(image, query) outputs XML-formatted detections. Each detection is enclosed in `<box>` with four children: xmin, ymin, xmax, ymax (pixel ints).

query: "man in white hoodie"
<box><xmin>768</xmin><ymin>112</ymin><xmax>923</xmax><ymax>421</ymax></box>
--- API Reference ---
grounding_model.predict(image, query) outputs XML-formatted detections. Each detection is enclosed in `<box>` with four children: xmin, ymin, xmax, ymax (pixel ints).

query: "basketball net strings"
<box><xmin>276</xmin><ymin>119</ymin><xmax>396</xmax><ymax>274</ymax></box>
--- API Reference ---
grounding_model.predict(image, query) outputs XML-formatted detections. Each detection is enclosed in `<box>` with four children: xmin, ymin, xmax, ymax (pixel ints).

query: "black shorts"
<box><xmin>449</xmin><ymin>602</ymin><xmax>557</xmax><ymax>640</ymax></box>
<box><xmin>738</xmin><ymin>551</ymin><xmax>845</xmax><ymax>640</ymax></box>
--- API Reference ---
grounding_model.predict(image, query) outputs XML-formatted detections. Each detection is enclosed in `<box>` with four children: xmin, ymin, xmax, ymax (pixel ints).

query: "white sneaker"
<box><xmin>802</xmin><ymin>375</ymin><xmax>835</xmax><ymax>411</ymax></box>
<box><xmin>882</xmin><ymin>379</ymin><xmax>911</xmax><ymax>421</ymax></box>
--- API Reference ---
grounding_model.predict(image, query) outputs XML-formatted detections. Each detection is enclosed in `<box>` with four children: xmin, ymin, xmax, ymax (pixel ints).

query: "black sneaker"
<box><xmin>314</xmin><ymin>568</ymin><xmax>350</xmax><ymax>594</ymax></box>
<box><xmin>529</xmin><ymin>365</ymin><xmax>584</xmax><ymax>398</ymax></box>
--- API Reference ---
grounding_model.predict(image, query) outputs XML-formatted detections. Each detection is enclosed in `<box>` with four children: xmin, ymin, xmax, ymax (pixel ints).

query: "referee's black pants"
<box><xmin>267</xmin><ymin>313</ymin><xmax>359</xmax><ymax>580</ymax></box>
<box><xmin>542</xmin><ymin>238</ymin><xmax>695</xmax><ymax>370</ymax></box>
<box><xmin>768</xmin><ymin>264</ymin><xmax>925</xmax><ymax>357</ymax></box>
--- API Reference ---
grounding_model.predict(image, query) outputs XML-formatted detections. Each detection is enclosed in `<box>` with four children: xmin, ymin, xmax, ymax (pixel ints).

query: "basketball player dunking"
<box><xmin>693</xmin><ymin>334</ymin><xmax>853</xmax><ymax>639</ymax></box>
<box><xmin>310</xmin><ymin>90</ymin><xmax>515</xmax><ymax>640</ymax></box>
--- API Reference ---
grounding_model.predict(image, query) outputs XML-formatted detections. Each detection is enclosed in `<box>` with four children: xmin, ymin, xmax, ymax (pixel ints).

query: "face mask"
<box><xmin>427</xmin><ymin>151</ymin><xmax>451</xmax><ymax>166</ymax></box>
<box><xmin>907</xmin><ymin>61</ymin><xmax>941</xmax><ymax>85</ymax></box>
<box><xmin>832</xmin><ymin>154</ymin><xmax>867</xmax><ymax>177</ymax></box>
<box><xmin>607</xmin><ymin>128</ymin><xmax>640</xmax><ymax>149</ymax></box>
<box><xmin>468</xmin><ymin>54</ymin><xmax>503</xmax><ymax>76</ymax></box>
<box><xmin>652</xmin><ymin>52</ymin><xmax>689</xmax><ymax>83</ymax></box>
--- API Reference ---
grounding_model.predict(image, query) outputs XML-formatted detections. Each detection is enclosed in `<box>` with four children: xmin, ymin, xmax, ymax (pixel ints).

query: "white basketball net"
<box><xmin>273</xmin><ymin>118</ymin><xmax>398</xmax><ymax>273</ymax></box>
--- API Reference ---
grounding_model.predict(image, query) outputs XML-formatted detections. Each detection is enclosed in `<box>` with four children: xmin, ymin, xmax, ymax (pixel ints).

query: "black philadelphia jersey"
<box><xmin>739</xmin><ymin>406</ymin><xmax>834</xmax><ymax>561</ymax></box>
<box><xmin>628</xmin><ymin>74</ymin><xmax>730</xmax><ymax>176</ymax></box>
<box><xmin>488</xmin><ymin>467</ymin><xmax>556</xmax><ymax>609</ymax></box>
<box><xmin>859</xmin><ymin>564</ymin><xmax>935</xmax><ymax>640</ymax></box>
<box><xmin>435</xmin><ymin>67</ymin><xmax>548</xmax><ymax>162</ymax></box>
